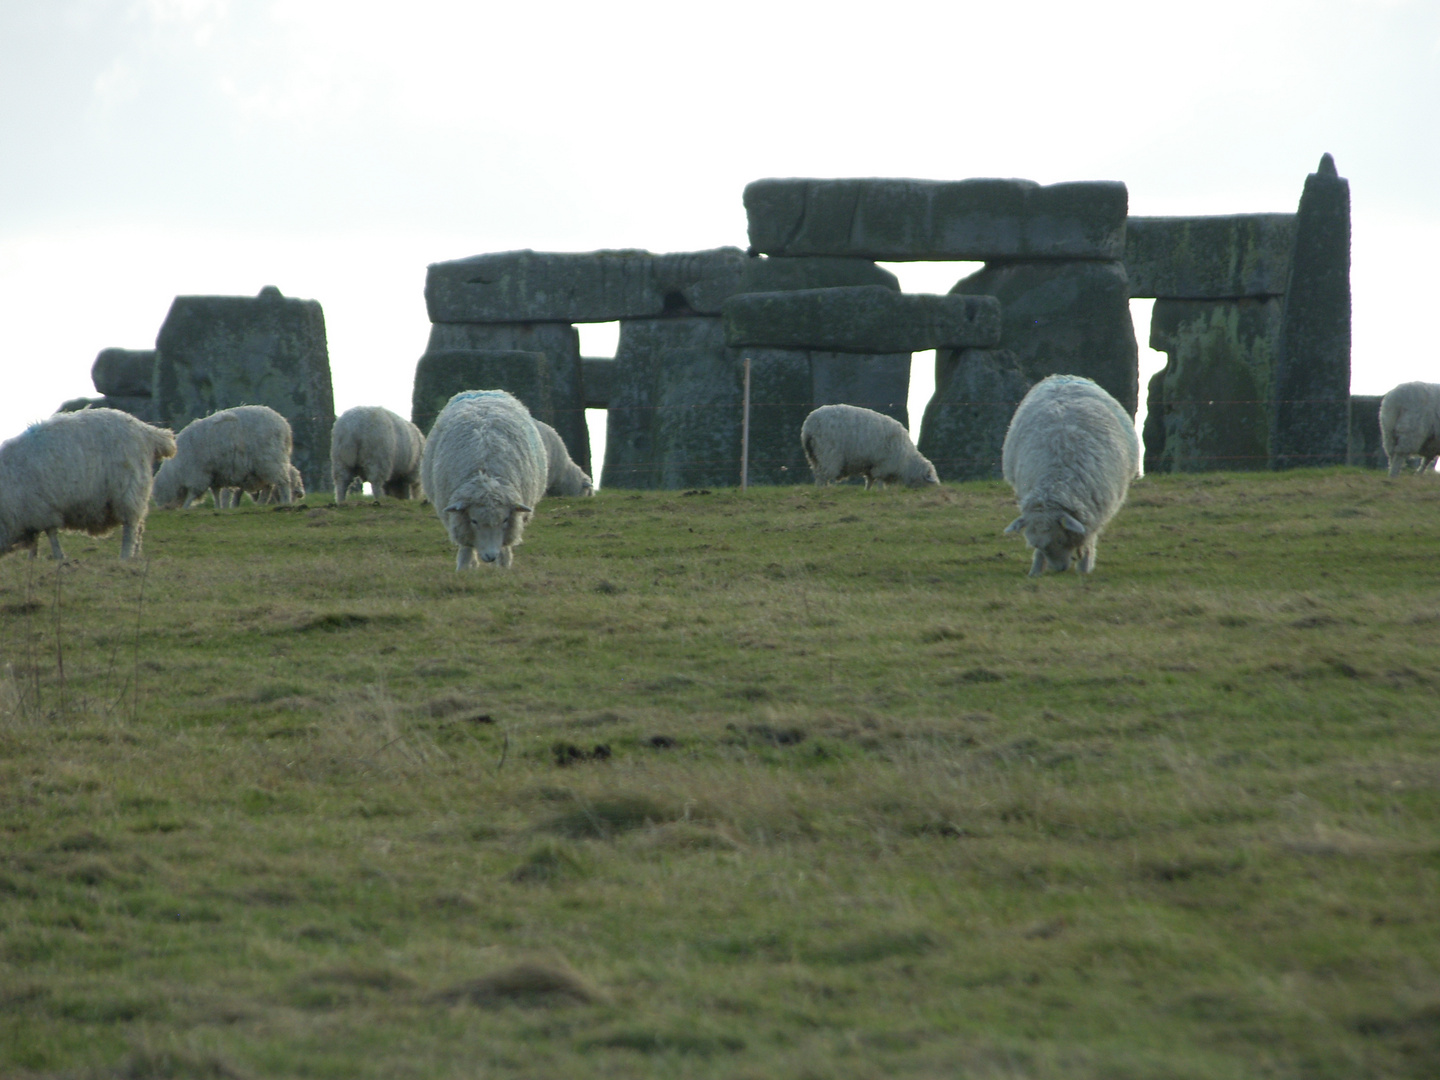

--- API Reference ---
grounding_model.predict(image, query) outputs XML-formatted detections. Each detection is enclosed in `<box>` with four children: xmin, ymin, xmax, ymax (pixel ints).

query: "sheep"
<box><xmin>800</xmin><ymin>404</ymin><xmax>939</xmax><ymax>489</ymax></box>
<box><xmin>331</xmin><ymin>406</ymin><xmax>425</xmax><ymax>502</ymax></box>
<box><xmin>152</xmin><ymin>405</ymin><xmax>295</xmax><ymax>510</ymax></box>
<box><xmin>0</xmin><ymin>407</ymin><xmax>176</xmax><ymax>561</ymax></box>
<box><xmin>1379</xmin><ymin>381</ymin><xmax>1440</xmax><ymax>476</ymax></box>
<box><xmin>420</xmin><ymin>390</ymin><xmax>548</xmax><ymax>570</ymax></box>
<box><xmin>533</xmin><ymin>419</ymin><xmax>593</xmax><ymax>497</ymax></box>
<box><xmin>252</xmin><ymin>464</ymin><xmax>307</xmax><ymax>505</ymax></box>
<box><xmin>1001</xmin><ymin>375</ymin><xmax>1139</xmax><ymax>577</ymax></box>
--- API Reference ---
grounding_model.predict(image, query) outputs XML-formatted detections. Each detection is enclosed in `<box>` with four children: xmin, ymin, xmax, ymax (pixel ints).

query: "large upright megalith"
<box><xmin>152</xmin><ymin>287</ymin><xmax>335</xmax><ymax>493</ymax></box>
<box><xmin>1271</xmin><ymin>154</ymin><xmax>1352</xmax><ymax>469</ymax></box>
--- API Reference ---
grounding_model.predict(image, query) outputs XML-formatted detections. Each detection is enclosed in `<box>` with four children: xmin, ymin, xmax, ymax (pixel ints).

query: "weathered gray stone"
<box><xmin>1272</xmin><ymin>154</ymin><xmax>1352</xmax><ymax>469</ymax></box>
<box><xmin>423</xmin><ymin>322</ymin><xmax>588</xmax><ymax>473</ymax></box>
<box><xmin>739</xmin><ymin>349</ymin><xmax>813</xmax><ymax>485</ymax></box>
<box><xmin>1348</xmin><ymin>395</ymin><xmax>1386</xmax><ymax>469</ymax></box>
<box><xmin>426</xmin><ymin>249</ymin><xmax>901</xmax><ymax>324</ymax></box>
<box><xmin>1124</xmin><ymin>215</ymin><xmax>1295</xmax><ymax>299</ymax></box>
<box><xmin>1145</xmin><ymin>299</ymin><xmax>1283</xmax><ymax>472</ymax></box>
<box><xmin>917</xmin><ymin>349</ymin><xmax>1031</xmax><ymax>481</ymax></box>
<box><xmin>808</xmin><ymin>352</ymin><xmax>910</xmax><ymax>426</ymax></box>
<box><xmin>411</xmin><ymin>351</ymin><xmax>552</xmax><ymax>436</ymax></box>
<box><xmin>603</xmin><ymin>318</ymin><xmax>742</xmax><ymax>490</ymax></box>
<box><xmin>745</xmin><ymin>177</ymin><xmax>1129</xmax><ymax>261</ymax></box>
<box><xmin>92</xmin><ymin>348</ymin><xmax>157</xmax><ymax>398</ymax></box>
<box><xmin>723</xmin><ymin>286</ymin><xmax>1001</xmax><ymax>353</ymax></box>
<box><xmin>948</xmin><ymin>260</ymin><xmax>1139</xmax><ymax>415</ymax></box>
<box><xmin>153</xmin><ymin>286</ymin><xmax>335</xmax><ymax>494</ymax></box>
<box><xmin>581</xmin><ymin>358</ymin><xmax>615</xmax><ymax>409</ymax></box>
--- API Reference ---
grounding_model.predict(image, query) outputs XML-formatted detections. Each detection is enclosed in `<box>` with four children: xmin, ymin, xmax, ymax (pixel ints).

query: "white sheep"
<box><xmin>533</xmin><ymin>419</ymin><xmax>593</xmax><ymax>497</ymax></box>
<box><xmin>152</xmin><ymin>405</ymin><xmax>295</xmax><ymax>510</ymax></box>
<box><xmin>1379</xmin><ymin>381</ymin><xmax>1440</xmax><ymax>477</ymax></box>
<box><xmin>252</xmin><ymin>464</ymin><xmax>307</xmax><ymax>505</ymax></box>
<box><xmin>331</xmin><ymin>406</ymin><xmax>425</xmax><ymax>502</ymax></box>
<box><xmin>800</xmin><ymin>404</ymin><xmax>939</xmax><ymax>489</ymax></box>
<box><xmin>0</xmin><ymin>407</ymin><xmax>176</xmax><ymax>561</ymax></box>
<box><xmin>420</xmin><ymin>390</ymin><xmax>548</xmax><ymax>569</ymax></box>
<box><xmin>1001</xmin><ymin>375</ymin><xmax>1139</xmax><ymax>577</ymax></box>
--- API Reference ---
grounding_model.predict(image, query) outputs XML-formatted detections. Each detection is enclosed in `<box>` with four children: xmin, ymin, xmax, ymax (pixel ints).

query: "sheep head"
<box><xmin>1005</xmin><ymin>507</ymin><xmax>1089</xmax><ymax>576</ymax></box>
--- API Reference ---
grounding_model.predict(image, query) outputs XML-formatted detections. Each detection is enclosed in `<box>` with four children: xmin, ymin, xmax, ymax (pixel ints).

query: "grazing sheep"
<box><xmin>152</xmin><ymin>406</ymin><xmax>295</xmax><ymax>510</ymax></box>
<box><xmin>331</xmin><ymin>406</ymin><xmax>425</xmax><ymax>502</ymax></box>
<box><xmin>253</xmin><ymin>464</ymin><xmax>307</xmax><ymax>505</ymax></box>
<box><xmin>0</xmin><ymin>408</ymin><xmax>176</xmax><ymax>561</ymax></box>
<box><xmin>800</xmin><ymin>404</ymin><xmax>939</xmax><ymax>489</ymax></box>
<box><xmin>1379</xmin><ymin>381</ymin><xmax>1440</xmax><ymax>476</ymax></box>
<box><xmin>534</xmin><ymin>419</ymin><xmax>593</xmax><ymax>497</ymax></box>
<box><xmin>420</xmin><ymin>390</ymin><xmax>548</xmax><ymax>569</ymax></box>
<box><xmin>1001</xmin><ymin>375</ymin><xmax>1139</xmax><ymax>577</ymax></box>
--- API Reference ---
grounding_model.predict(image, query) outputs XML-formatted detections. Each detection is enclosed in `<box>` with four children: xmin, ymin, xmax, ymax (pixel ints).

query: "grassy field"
<box><xmin>2</xmin><ymin>469</ymin><xmax>1439</xmax><ymax>1079</ymax></box>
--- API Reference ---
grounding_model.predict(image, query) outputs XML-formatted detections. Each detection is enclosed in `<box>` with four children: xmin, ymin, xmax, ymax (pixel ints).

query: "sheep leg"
<box><xmin>456</xmin><ymin>547</ymin><xmax>479</xmax><ymax>571</ymax></box>
<box><xmin>1077</xmin><ymin>543</ymin><xmax>1096</xmax><ymax>575</ymax></box>
<box><xmin>1028</xmin><ymin>550</ymin><xmax>1045</xmax><ymax>577</ymax></box>
<box><xmin>120</xmin><ymin>522</ymin><xmax>139</xmax><ymax>560</ymax></box>
<box><xmin>47</xmin><ymin>529</ymin><xmax>64</xmax><ymax>561</ymax></box>
<box><xmin>333</xmin><ymin>468</ymin><xmax>353</xmax><ymax>503</ymax></box>
<box><xmin>498</xmin><ymin>547</ymin><xmax>513</xmax><ymax>569</ymax></box>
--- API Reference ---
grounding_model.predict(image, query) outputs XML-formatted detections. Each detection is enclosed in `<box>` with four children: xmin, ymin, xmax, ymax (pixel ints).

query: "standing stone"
<box><xmin>411</xmin><ymin>351</ymin><xmax>552</xmax><ymax>435</ymax></box>
<box><xmin>947</xmin><ymin>260</ymin><xmax>1139</xmax><ymax>415</ymax></box>
<box><xmin>1272</xmin><ymin>154</ymin><xmax>1351</xmax><ymax>469</ymax></box>
<box><xmin>422</xmin><ymin>322</ymin><xmax>588</xmax><ymax>474</ymax></box>
<box><xmin>740</xmin><ymin>349</ymin><xmax>813</xmax><ymax>485</ymax></box>
<box><xmin>1146</xmin><ymin>299</ymin><xmax>1283</xmax><ymax>472</ymax></box>
<box><xmin>918</xmin><ymin>349</ymin><xmax>1031</xmax><ymax>481</ymax></box>
<box><xmin>1347</xmin><ymin>396</ymin><xmax>1386</xmax><ymax>469</ymax></box>
<box><xmin>92</xmin><ymin>348</ymin><xmax>157</xmax><ymax>398</ymax></box>
<box><xmin>808</xmin><ymin>352</ymin><xmax>911</xmax><ymax>426</ymax></box>
<box><xmin>153</xmin><ymin>286</ymin><xmax>335</xmax><ymax>494</ymax></box>
<box><xmin>745</xmin><ymin>178</ymin><xmax>1129</xmax><ymax>261</ymax></box>
<box><xmin>603</xmin><ymin>317</ymin><xmax>741</xmax><ymax>490</ymax></box>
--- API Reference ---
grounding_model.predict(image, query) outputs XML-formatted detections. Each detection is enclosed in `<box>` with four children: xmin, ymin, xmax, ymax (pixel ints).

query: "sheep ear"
<box><xmin>1061</xmin><ymin>512</ymin><xmax>1086</xmax><ymax>535</ymax></box>
<box><xmin>444</xmin><ymin>501</ymin><xmax>466</xmax><ymax>514</ymax></box>
<box><xmin>1004</xmin><ymin>516</ymin><xmax>1026</xmax><ymax>534</ymax></box>
<box><xmin>512</xmin><ymin>504</ymin><xmax>534</xmax><ymax>516</ymax></box>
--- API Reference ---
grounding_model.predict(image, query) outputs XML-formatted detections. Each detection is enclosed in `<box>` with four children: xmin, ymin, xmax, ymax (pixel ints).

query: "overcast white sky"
<box><xmin>2</xmin><ymin>0</ymin><xmax>1437</xmax><ymax>459</ymax></box>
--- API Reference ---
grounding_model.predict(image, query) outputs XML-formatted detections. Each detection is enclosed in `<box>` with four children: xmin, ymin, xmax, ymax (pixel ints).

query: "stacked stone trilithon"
<box><xmin>152</xmin><ymin>286</ymin><xmax>336</xmax><ymax>495</ymax></box>
<box><xmin>419</xmin><ymin>248</ymin><xmax>912</xmax><ymax>488</ymax></box>
<box><xmin>741</xmin><ymin>177</ymin><xmax>1138</xmax><ymax>481</ymax></box>
<box><xmin>1132</xmin><ymin>154</ymin><xmax>1355</xmax><ymax>472</ymax></box>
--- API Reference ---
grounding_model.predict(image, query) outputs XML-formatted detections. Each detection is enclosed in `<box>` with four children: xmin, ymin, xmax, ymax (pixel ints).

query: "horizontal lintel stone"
<box><xmin>722</xmin><ymin>285</ymin><xmax>1002</xmax><ymax>353</ymax></box>
<box><xmin>1124</xmin><ymin>214</ymin><xmax>1295</xmax><ymax>299</ymax></box>
<box><xmin>426</xmin><ymin>249</ymin><xmax>900</xmax><ymax>324</ymax></box>
<box><xmin>744</xmin><ymin>177</ymin><xmax>1129</xmax><ymax>261</ymax></box>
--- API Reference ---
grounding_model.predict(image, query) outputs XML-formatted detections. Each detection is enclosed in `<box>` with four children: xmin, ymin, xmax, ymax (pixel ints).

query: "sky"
<box><xmin>2</xmin><ymin>0</ymin><xmax>1437</xmax><ymax>470</ymax></box>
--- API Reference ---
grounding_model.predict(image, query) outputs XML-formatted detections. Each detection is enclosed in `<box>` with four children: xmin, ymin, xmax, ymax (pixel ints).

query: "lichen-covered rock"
<box><xmin>745</xmin><ymin>177</ymin><xmax>1128</xmax><ymax>261</ymax></box>
<box><xmin>423</xmin><ymin>322</ymin><xmax>587</xmax><ymax>474</ymax></box>
<box><xmin>91</xmin><ymin>348</ymin><xmax>157</xmax><ymax>398</ymax></box>
<box><xmin>722</xmin><ymin>286</ymin><xmax>1001</xmax><ymax>353</ymax></box>
<box><xmin>1124</xmin><ymin>215</ymin><xmax>1295</xmax><ymax>299</ymax></box>
<box><xmin>948</xmin><ymin>260</ymin><xmax>1138</xmax><ymax>416</ymax></box>
<box><xmin>1145</xmin><ymin>298</ymin><xmax>1282</xmax><ymax>472</ymax></box>
<box><xmin>152</xmin><ymin>286</ymin><xmax>334</xmax><ymax>495</ymax></box>
<box><xmin>1272</xmin><ymin>154</ymin><xmax>1351</xmax><ymax>469</ymax></box>
<box><xmin>412</xmin><ymin>350</ymin><xmax>552</xmax><ymax>436</ymax></box>
<box><xmin>1347</xmin><ymin>395</ymin><xmax>1386</xmax><ymax>470</ymax></box>
<box><xmin>918</xmin><ymin>349</ymin><xmax>1031</xmax><ymax>481</ymax></box>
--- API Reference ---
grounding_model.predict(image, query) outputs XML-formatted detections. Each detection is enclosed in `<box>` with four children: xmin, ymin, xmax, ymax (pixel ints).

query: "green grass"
<box><xmin>2</xmin><ymin>469</ymin><xmax>1439</xmax><ymax>1079</ymax></box>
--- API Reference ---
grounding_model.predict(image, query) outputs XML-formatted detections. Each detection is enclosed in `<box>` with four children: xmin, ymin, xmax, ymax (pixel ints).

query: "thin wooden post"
<box><xmin>740</xmin><ymin>358</ymin><xmax>751</xmax><ymax>490</ymax></box>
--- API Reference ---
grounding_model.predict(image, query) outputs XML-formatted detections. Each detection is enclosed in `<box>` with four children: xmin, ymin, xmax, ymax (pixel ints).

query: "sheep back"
<box><xmin>153</xmin><ymin>405</ymin><xmax>294</xmax><ymax>509</ymax></box>
<box><xmin>800</xmin><ymin>404</ymin><xmax>938</xmax><ymax>488</ymax></box>
<box><xmin>534</xmin><ymin>419</ymin><xmax>593</xmax><ymax>497</ymax></box>
<box><xmin>1379</xmin><ymin>381</ymin><xmax>1440</xmax><ymax>476</ymax></box>
<box><xmin>0</xmin><ymin>407</ymin><xmax>175</xmax><ymax>559</ymax></box>
<box><xmin>1001</xmin><ymin>375</ymin><xmax>1139</xmax><ymax>576</ymax></box>
<box><xmin>420</xmin><ymin>390</ymin><xmax>548</xmax><ymax>568</ymax></box>
<box><xmin>331</xmin><ymin>406</ymin><xmax>425</xmax><ymax>501</ymax></box>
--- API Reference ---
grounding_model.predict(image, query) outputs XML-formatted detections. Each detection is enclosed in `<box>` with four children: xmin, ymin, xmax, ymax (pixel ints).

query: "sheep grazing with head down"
<box><xmin>331</xmin><ymin>405</ymin><xmax>425</xmax><ymax>502</ymax></box>
<box><xmin>152</xmin><ymin>406</ymin><xmax>296</xmax><ymax>510</ymax></box>
<box><xmin>800</xmin><ymin>404</ymin><xmax>939</xmax><ymax>489</ymax></box>
<box><xmin>1002</xmin><ymin>375</ymin><xmax>1139</xmax><ymax>577</ymax></box>
<box><xmin>1379</xmin><ymin>381</ymin><xmax>1440</xmax><ymax>476</ymax></box>
<box><xmin>421</xmin><ymin>390</ymin><xmax>548</xmax><ymax>570</ymax></box>
<box><xmin>253</xmin><ymin>464</ymin><xmax>306</xmax><ymax>505</ymax></box>
<box><xmin>0</xmin><ymin>407</ymin><xmax>176</xmax><ymax>561</ymax></box>
<box><xmin>533</xmin><ymin>419</ymin><xmax>593</xmax><ymax>497</ymax></box>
